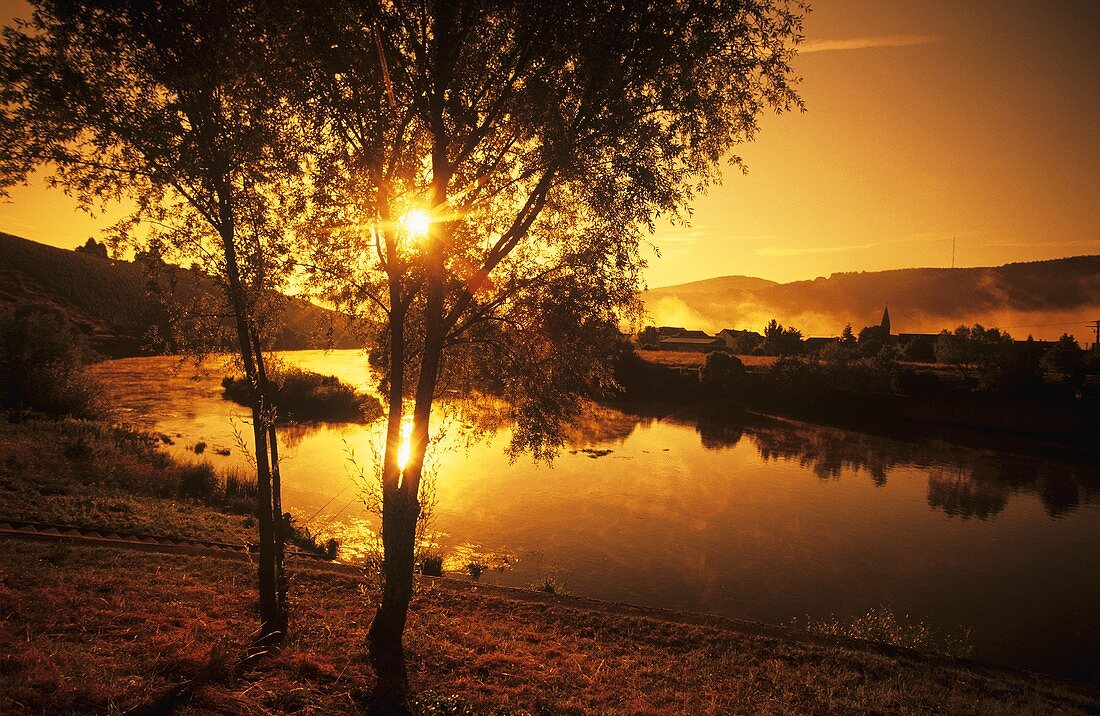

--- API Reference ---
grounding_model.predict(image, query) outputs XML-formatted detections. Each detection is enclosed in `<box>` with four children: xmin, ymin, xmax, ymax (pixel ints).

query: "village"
<box><xmin>634</xmin><ymin>306</ymin><xmax>1089</xmax><ymax>361</ymax></box>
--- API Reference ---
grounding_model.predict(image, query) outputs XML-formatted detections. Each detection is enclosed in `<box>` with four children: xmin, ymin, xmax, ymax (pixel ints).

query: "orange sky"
<box><xmin>1</xmin><ymin>0</ymin><xmax>1098</xmax><ymax>287</ymax></box>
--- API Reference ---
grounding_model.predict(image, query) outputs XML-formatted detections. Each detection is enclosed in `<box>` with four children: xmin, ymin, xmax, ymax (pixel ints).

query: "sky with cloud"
<box><xmin>0</xmin><ymin>0</ymin><xmax>1098</xmax><ymax>287</ymax></box>
<box><xmin>644</xmin><ymin>0</ymin><xmax>1100</xmax><ymax>285</ymax></box>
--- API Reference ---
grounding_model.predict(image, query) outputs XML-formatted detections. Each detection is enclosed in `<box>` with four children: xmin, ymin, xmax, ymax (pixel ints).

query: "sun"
<box><xmin>401</xmin><ymin>209</ymin><xmax>431</xmax><ymax>240</ymax></box>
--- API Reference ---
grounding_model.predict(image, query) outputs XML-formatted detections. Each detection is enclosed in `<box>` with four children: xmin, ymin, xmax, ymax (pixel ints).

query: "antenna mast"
<box><xmin>951</xmin><ymin>236</ymin><xmax>955</xmax><ymax>269</ymax></box>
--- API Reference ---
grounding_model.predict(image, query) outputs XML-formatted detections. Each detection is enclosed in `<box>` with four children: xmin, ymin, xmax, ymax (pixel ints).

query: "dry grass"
<box><xmin>0</xmin><ymin>418</ymin><xmax>254</xmax><ymax>544</ymax></box>
<box><xmin>637</xmin><ymin>350</ymin><xmax>777</xmax><ymax>369</ymax></box>
<box><xmin>1</xmin><ymin>541</ymin><xmax>1096</xmax><ymax>715</ymax></box>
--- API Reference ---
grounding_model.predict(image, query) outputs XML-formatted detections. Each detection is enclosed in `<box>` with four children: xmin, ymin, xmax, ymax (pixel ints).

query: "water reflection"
<box><xmin>644</xmin><ymin>409</ymin><xmax>1095</xmax><ymax>521</ymax></box>
<box><xmin>89</xmin><ymin>351</ymin><xmax>1100</xmax><ymax>679</ymax></box>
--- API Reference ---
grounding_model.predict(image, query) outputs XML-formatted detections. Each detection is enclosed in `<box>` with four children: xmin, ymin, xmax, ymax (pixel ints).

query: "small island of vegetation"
<box><xmin>221</xmin><ymin>368</ymin><xmax>383</xmax><ymax>424</ymax></box>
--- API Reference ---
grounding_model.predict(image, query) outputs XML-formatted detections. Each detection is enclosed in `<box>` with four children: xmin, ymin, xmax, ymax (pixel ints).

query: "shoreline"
<box><xmin>3</xmin><ymin>539</ymin><xmax>1098</xmax><ymax>714</ymax></box>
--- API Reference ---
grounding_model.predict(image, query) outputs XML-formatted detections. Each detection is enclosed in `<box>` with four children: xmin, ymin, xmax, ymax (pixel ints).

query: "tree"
<box><xmin>901</xmin><ymin>335</ymin><xmax>936</xmax><ymax>363</ymax></box>
<box><xmin>0</xmin><ymin>305</ymin><xmax>103</xmax><ymax>418</ymax></box>
<box><xmin>700</xmin><ymin>351</ymin><xmax>746</xmax><ymax>396</ymax></box>
<box><xmin>1</xmin><ymin>0</ymin><xmax>305</xmax><ymax>644</ymax></box>
<box><xmin>292</xmin><ymin>0</ymin><xmax>804</xmax><ymax>703</ymax></box>
<box><xmin>637</xmin><ymin>326</ymin><xmax>660</xmax><ymax>349</ymax></box>
<box><xmin>74</xmin><ymin>237</ymin><xmax>109</xmax><ymax>259</ymax></box>
<box><xmin>857</xmin><ymin>323</ymin><xmax>888</xmax><ymax>357</ymax></box>
<box><xmin>935</xmin><ymin>324</ymin><xmax>1016</xmax><ymax>390</ymax></box>
<box><xmin>762</xmin><ymin>319</ymin><xmax>803</xmax><ymax>355</ymax></box>
<box><xmin>1042</xmin><ymin>333</ymin><xmax>1086</xmax><ymax>389</ymax></box>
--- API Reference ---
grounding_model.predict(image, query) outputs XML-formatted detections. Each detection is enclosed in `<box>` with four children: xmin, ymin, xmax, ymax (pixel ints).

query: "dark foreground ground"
<box><xmin>2</xmin><ymin>539</ymin><xmax>1099</xmax><ymax>715</ymax></box>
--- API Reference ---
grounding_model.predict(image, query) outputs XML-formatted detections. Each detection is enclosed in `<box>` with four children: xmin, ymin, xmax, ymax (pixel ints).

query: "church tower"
<box><xmin>880</xmin><ymin>305</ymin><xmax>891</xmax><ymax>335</ymax></box>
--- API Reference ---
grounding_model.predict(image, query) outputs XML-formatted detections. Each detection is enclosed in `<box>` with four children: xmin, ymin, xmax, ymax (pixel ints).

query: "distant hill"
<box><xmin>0</xmin><ymin>232</ymin><xmax>359</xmax><ymax>357</ymax></box>
<box><xmin>643</xmin><ymin>256</ymin><xmax>1100</xmax><ymax>340</ymax></box>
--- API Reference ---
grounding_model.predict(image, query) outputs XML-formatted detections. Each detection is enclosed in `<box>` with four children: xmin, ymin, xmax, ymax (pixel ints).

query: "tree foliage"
<box><xmin>0</xmin><ymin>305</ymin><xmax>104</xmax><ymax>418</ymax></box>
<box><xmin>1</xmin><ymin>0</ymin><xmax>308</xmax><ymax>642</ymax></box>
<box><xmin>762</xmin><ymin>318</ymin><xmax>803</xmax><ymax>355</ymax></box>
<box><xmin>286</xmin><ymin>0</ymin><xmax>805</xmax><ymax>697</ymax></box>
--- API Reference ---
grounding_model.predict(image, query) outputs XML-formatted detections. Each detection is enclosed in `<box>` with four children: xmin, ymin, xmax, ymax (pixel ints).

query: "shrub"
<box><xmin>700</xmin><ymin>351</ymin><xmax>746</xmax><ymax>396</ymax></box>
<box><xmin>531</xmin><ymin>575</ymin><xmax>566</xmax><ymax>595</ymax></box>
<box><xmin>177</xmin><ymin>462</ymin><xmax>218</xmax><ymax>501</ymax></box>
<box><xmin>420</xmin><ymin>554</ymin><xmax>444</xmax><ymax>576</ymax></box>
<box><xmin>466</xmin><ymin>561</ymin><xmax>487</xmax><ymax>581</ymax></box>
<box><xmin>0</xmin><ymin>305</ymin><xmax>105</xmax><ymax>418</ymax></box>
<box><xmin>280</xmin><ymin>512</ymin><xmax>339</xmax><ymax>559</ymax></box>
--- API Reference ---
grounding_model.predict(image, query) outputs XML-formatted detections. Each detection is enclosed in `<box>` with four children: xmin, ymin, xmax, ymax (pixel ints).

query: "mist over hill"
<box><xmin>0</xmin><ymin>232</ymin><xmax>358</xmax><ymax>357</ymax></box>
<box><xmin>643</xmin><ymin>256</ymin><xmax>1100</xmax><ymax>340</ymax></box>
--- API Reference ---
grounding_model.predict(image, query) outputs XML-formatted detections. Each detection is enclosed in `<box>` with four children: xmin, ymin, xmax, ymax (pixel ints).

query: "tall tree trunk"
<box><xmin>368</xmin><ymin>292</ymin><xmax>415</xmax><ymax>699</ymax></box>
<box><xmin>369</xmin><ymin>221</ymin><xmax>448</xmax><ymax>706</ymax></box>
<box><xmin>255</xmin><ymin>340</ymin><xmax>288</xmax><ymax>632</ymax></box>
<box><xmin>217</xmin><ymin>204</ymin><xmax>286</xmax><ymax>645</ymax></box>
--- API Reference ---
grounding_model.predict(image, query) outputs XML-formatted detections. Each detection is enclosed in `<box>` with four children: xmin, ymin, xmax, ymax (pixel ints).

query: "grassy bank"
<box><xmin>2</xmin><ymin>540</ymin><xmax>1097</xmax><ymax>714</ymax></box>
<box><xmin>0</xmin><ymin>417</ymin><xmax>256</xmax><ymax>544</ymax></box>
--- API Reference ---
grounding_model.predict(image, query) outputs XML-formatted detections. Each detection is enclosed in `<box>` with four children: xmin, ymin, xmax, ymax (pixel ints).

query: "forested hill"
<box><xmin>0</xmin><ymin>232</ymin><xmax>358</xmax><ymax>358</ymax></box>
<box><xmin>643</xmin><ymin>256</ymin><xmax>1100</xmax><ymax>339</ymax></box>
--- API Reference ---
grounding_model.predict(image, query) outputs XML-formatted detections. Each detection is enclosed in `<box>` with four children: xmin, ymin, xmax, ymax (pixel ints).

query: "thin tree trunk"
<box><xmin>216</xmin><ymin>200</ymin><xmax>286</xmax><ymax>645</ymax></box>
<box><xmin>255</xmin><ymin>340</ymin><xmax>288</xmax><ymax>630</ymax></box>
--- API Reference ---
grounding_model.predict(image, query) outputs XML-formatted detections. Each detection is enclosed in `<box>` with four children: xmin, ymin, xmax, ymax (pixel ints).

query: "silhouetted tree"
<box><xmin>901</xmin><ymin>335</ymin><xmax>936</xmax><ymax>363</ymax></box>
<box><xmin>857</xmin><ymin>324</ymin><xmax>889</xmax><ymax>358</ymax></box>
<box><xmin>291</xmin><ymin>0</ymin><xmax>805</xmax><ymax>704</ymax></box>
<box><xmin>935</xmin><ymin>324</ymin><xmax>1014</xmax><ymax>389</ymax></box>
<box><xmin>1</xmin><ymin>0</ymin><xmax>305</xmax><ymax>645</ymax></box>
<box><xmin>1042</xmin><ymin>333</ymin><xmax>1086</xmax><ymax>390</ymax></box>
<box><xmin>74</xmin><ymin>237</ymin><xmax>108</xmax><ymax>259</ymax></box>
<box><xmin>637</xmin><ymin>326</ymin><xmax>660</xmax><ymax>349</ymax></box>
<box><xmin>762</xmin><ymin>319</ymin><xmax>803</xmax><ymax>355</ymax></box>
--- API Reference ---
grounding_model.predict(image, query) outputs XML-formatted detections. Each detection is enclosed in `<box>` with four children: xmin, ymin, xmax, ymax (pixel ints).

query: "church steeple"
<box><xmin>880</xmin><ymin>305</ymin><xmax>891</xmax><ymax>335</ymax></box>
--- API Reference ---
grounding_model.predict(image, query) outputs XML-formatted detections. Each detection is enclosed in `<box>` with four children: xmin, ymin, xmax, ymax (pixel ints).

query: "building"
<box><xmin>657</xmin><ymin>336</ymin><xmax>726</xmax><ymax>353</ymax></box>
<box><xmin>716</xmin><ymin>328</ymin><xmax>763</xmax><ymax>353</ymax></box>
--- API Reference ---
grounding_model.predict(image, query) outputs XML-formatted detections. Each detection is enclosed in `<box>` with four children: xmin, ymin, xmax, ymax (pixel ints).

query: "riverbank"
<box><xmin>0</xmin><ymin>417</ymin><xmax>256</xmax><ymax>543</ymax></box>
<box><xmin>620</xmin><ymin>349</ymin><xmax>1100</xmax><ymax>451</ymax></box>
<box><xmin>2</xmin><ymin>539</ymin><xmax>1097</xmax><ymax>715</ymax></box>
<box><xmin>2</xmin><ymin>417</ymin><xmax>1100</xmax><ymax>713</ymax></box>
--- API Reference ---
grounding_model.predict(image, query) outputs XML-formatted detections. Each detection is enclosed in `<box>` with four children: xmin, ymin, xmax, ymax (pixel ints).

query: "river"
<box><xmin>89</xmin><ymin>350</ymin><xmax>1100</xmax><ymax>681</ymax></box>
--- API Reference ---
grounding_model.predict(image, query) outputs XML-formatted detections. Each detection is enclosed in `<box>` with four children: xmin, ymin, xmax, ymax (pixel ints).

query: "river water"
<box><xmin>89</xmin><ymin>350</ymin><xmax>1100</xmax><ymax>680</ymax></box>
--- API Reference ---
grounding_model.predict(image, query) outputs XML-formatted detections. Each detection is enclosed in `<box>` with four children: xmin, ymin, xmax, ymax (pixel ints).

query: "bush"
<box><xmin>531</xmin><ymin>575</ymin><xmax>566</xmax><ymax>594</ymax></box>
<box><xmin>700</xmin><ymin>351</ymin><xmax>746</xmax><ymax>396</ymax></box>
<box><xmin>177</xmin><ymin>462</ymin><xmax>219</xmax><ymax>501</ymax></box>
<box><xmin>0</xmin><ymin>305</ymin><xmax>105</xmax><ymax>418</ymax></box>
<box><xmin>901</xmin><ymin>335</ymin><xmax>936</xmax><ymax>363</ymax></box>
<box><xmin>280</xmin><ymin>512</ymin><xmax>339</xmax><ymax>559</ymax></box>
<box><xmin>221</xmin><ymin>368</ymin><xmax>382</xmax><ymax>423</ymax></box>
<box><xmin>420</xmin><ymin>554</ymin><xmax>444</xmax><ymax>576</ymax></box>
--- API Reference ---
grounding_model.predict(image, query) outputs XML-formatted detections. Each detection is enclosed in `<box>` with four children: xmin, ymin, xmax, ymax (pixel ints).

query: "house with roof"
<box><xmin>716</xmin><ymin>328</ymin><xmax>763</xmax><ymax>353</ymax></box>
<box><xmin>657</xmin><ymin>335</ymin><xmax>726</xmax><ymax>353</ymax></box>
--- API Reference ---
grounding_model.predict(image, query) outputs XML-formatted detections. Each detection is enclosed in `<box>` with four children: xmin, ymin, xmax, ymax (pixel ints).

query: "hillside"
<box><xmin>644</xmin><ymin>256</ymin><xmax>1100</xmax><ymax>339</ymax></box>
<box><xmin>0</xmin><ymin>232</ymin><xmax>358</xmax><ymax>357</ymax></box>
